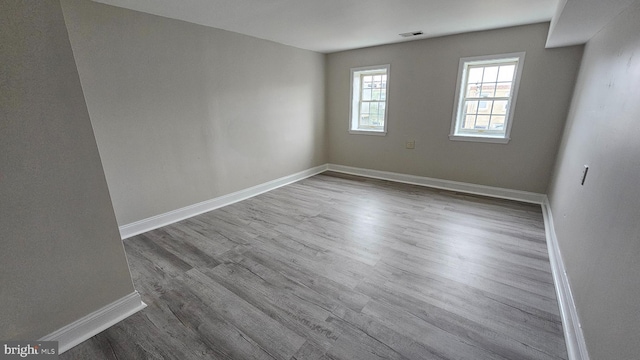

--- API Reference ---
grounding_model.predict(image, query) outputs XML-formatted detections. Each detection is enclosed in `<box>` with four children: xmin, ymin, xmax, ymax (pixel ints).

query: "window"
<box><xmin>450</xmin><ymin>53</ymin><xmax>525</xmax><ymax>143</ymax></box>
<box><xmin>350</xmin><ymin>65</ymin><xmax>390</xmax><ymax>135</ymax></box>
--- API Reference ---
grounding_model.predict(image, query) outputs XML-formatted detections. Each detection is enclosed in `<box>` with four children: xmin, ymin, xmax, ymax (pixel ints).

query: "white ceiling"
<box><xmin>93</xmin><ymin>0</ymin><xmax>637</xmax><ymax>53</ymax></box>
<box><xmin>546</xmin><ymin>0</ymin><xmax>637</xmax><ymax>48</ymax></box>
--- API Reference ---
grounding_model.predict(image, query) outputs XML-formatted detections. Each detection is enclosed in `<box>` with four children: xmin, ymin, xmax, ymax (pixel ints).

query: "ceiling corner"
<box><xmin>546</xmin><ymin>0</ymin><xmax>638</xmax><ymax>48</ymax></box>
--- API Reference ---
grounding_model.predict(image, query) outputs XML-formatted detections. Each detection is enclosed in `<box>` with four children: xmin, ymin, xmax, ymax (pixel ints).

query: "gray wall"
<box><xmin>60</xmin><ymin>0</ymin><xmax>327</xmax><ymax>226</ymax></box>
<box><xmin>547</xmin><ymin>2</ymin><xmax>640</xmax><ymax>359</ymax></box>
<box><xmin>327</xmin><ymin>23</ymin><xmax>583</xmax><ymax>193</ymax></box>
<box><xmin>0</xmin><ymin>0</ymin><xmax>135</xmax><ymax>340</ymax></box>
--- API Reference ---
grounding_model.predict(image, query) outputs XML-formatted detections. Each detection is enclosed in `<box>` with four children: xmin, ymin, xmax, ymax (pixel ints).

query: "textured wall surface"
<box><xmin>61</xmin><ymin>0</ymin><xmax>327</xmax><ymax>226</ymax></box>
<box><xmin>0</xmin><ymin>0</ymin><xmax>135</xmax><ymax>340</ymax></box>
<box><xmin>547</xmin><ymin>2</ymin><xmax>640</xmax><ymax>359</ymax></box>
<box><xmin>327</xmin><ymin>23</ymin><xmax>583</xmax><ymax>193</ymax></box>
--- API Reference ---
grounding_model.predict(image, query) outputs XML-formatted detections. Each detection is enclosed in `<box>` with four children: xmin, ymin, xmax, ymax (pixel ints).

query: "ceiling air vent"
<box><xmin>399</xmin><ymin>31</ymin><xmax>424</xmax><ymax>38</ymax></box>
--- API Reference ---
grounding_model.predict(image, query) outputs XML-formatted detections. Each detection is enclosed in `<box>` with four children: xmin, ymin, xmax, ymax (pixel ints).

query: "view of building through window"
<box><xmin>350</xmin><ymin>65</ymin><xmax>390</xmax><ymax>134</ymax></box>
<box><xmin>450</xmin><ymin>53</ymin><xmax>524</xmax><ymax>143</ymax></box>
<box><xmin>359</xmin><ymin>73</ymin><xmax>387</xmax><ymax>129</ymax></box>
<box><xmin>462</xmin><ymin>64</ymin><xmax>515</xmax><ymax>131</ymax></box>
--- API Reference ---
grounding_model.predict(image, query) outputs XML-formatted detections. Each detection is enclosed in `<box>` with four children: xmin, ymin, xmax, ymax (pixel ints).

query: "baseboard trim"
<box><xmin>119</xmin><ymin>164</ymin><xmax>328</xmax><ymax>239</ymax></box>
<box><xmin>327</xmin><ymin>164</ymin><xmax>585</xmax><ymax>358</ymax></box>
<box><xmin>541</xmin><ymin>198</ymin><xmax>589</xmax><ymax>360</ymax></box>
<box><xmin>117</xmin><ymin>163</ymin><xmax>584</xmax><ymax>358</ymax></box>
<box><xmin>116</xmin><ymin>163</ymin><xmax>584</xmax><ymax>357</ymax></box>
<box><xmin>40</xmin><ymin>291</ymin><xmax>146</xmax><ymax>354</ymax></box>
<box><xmin>327</xmin><ymin>164</ymin><xmax>546</xmax><ymax>204</ymax></box>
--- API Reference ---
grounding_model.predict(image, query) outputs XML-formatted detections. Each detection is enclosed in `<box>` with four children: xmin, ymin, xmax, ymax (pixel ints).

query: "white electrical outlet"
<box><xmin>406</xmin><ymin>141</ymin><xmax>415</xmax><ymax>149</ymax></box>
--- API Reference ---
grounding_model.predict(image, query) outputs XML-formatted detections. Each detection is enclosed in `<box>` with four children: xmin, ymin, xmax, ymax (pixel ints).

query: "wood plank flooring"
<box><xmin>61</xmin><ymin>172</ymin><xmax>567</xmax><ymax>360</ymax></box>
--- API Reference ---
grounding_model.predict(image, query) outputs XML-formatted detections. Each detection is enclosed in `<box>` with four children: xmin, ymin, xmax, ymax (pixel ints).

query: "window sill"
<box><xmin>449</xmin><ymin>134</ymin><xmax>510</xmax><ymax>144</ymax></box>
<box><xmin>349</xmin><ymin>130</ymin><xmax>387</xmax><ymax>136</ymax></box>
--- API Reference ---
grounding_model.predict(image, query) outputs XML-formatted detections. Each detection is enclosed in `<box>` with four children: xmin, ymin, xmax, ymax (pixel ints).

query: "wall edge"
<box><xmin>541</xmin><ymin>197</ymin><xmax>590</xmax><ymax>360</ymax></box>
<box><xmin>40</xmin><ymin>291</ymin><xmax>146</xmax><ymax>354</ymax></box>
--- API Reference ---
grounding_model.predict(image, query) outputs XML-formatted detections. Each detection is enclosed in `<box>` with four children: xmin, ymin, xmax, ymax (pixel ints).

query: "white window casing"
<box><xmin>450</xmin><ymin>52</ymin><xmax>525</xmax><ymax>144</ymax></box>
<box><xmin>349</xmin><ymin>64</ymin><xmax>390</xmax><ymax>135</ymax></box>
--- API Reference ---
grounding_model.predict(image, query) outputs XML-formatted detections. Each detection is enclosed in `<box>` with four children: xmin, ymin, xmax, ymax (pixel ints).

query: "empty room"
<box><xmin>2</xmin><ymin>0</ymin><xmax>639</xmax><ymax>359</ymax></box>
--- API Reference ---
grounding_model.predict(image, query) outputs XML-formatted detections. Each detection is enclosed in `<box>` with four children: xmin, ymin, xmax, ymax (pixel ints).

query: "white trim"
<box><xmin>116</xmin><ymin>163</ymin><xmax>584</xmax><ymax>360</ymax></box>
<box><xmin>349</xmin><ymin>64</ymin><xmax>390</xmax><ymax>135</ymax></box>
<box><xmin>327</xmin><ymin>164</ymin><xmax>545</xmax><ymax>204</ymax></box>
<box><xmin>112</xmin><ymin>163</ymin><xmax>586</xmax><ymax>359</ymax></box>
<box><xmin>348</xmin><ymin>129</ymin><xmax>387</xmax><ymax>136</ymax></box>
<box><xmin>40</xmin><ymin>291</ymin><xmax>146</xmax><ymax>354</ymax></box>
<box><xmin>119</xmin><ymin>164</ymin><xmax>328</xmax><ymax>239</ymax></box>
<box><xmin>541</xmin><ymin>198</ymin><xmax>590</xmax><ymax>360</ymax></box>
<box><xmin>448</xmin><ymin>134</ymin><xmax>510</xmax><ymax>144</ymax></box>
<box><xmin>326</xmin><ymin>164</ymin><xmax>585</xmax><ymax>358</ymax></box>
<box><xmin>449</xmin><ymin>52</ymin><xmax>525</xmax><ymax>143</ymax></box>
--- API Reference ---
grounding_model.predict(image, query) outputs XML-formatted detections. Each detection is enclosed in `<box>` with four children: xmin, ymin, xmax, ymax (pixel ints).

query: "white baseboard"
<box><xmin>327</xmin><ymin>165</ymin><xmax>585</xmax><ymax>358</ymax></box>
<box><xmin>119</xmin><ymin>164</ymin><xmax>328</xmax><ymax>239</ymax></box>
<box><xmin>541</xmin><ymin>198</ymin><xmax>589</xmax><ymax>360</ymax></box>
<box><xmin>116</xmin><ymin>163</ymin><xmax>583</xmax><ymax>358</ymax></box>
<box><xmin>40</xmin><ymin>291</ymin><xmax>146</xmax><ymax>354</ymax></box>
<box><xmin>327</xmin><ymin>164</ymin><xmax>546</xmax><ymax>204</ymax></box>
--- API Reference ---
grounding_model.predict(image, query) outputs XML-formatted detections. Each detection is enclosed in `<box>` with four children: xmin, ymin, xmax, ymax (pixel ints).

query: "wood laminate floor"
<box><xmin>61</xmin><ymin>172</ymin><xmax>566</xmax><ymax>360</ymax></box>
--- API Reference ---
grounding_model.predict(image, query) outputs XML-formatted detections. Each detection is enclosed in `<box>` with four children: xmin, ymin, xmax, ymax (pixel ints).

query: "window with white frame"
<box><xmin>350</xmin><ymin>65</ymin><xmax>390</xmax><ymax>134</ymax></box>
<box><xmin>450</xmin><ymin>53</ymin><xmax>525</xmax><ymax>143</ymax></box>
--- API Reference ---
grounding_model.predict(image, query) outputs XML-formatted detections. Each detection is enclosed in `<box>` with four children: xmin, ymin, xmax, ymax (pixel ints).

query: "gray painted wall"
<box><xmin>60</xmin><ymin>0</ymin><xmax>327</xmax><ymax>226</ymax></box>
<box><xmin>0</xmin><ymin>0</ymin><xmax>135</xmax><ymax>340</ymax></box>
<box><xmin>547</xmin><ymin>2</ymin><xmax>640</xmax><ymax>359</ymax></box>
<box><xmin>327</xmin><ymin>23</ymin><xmax>583</xmax><ymax>193</ymax></box>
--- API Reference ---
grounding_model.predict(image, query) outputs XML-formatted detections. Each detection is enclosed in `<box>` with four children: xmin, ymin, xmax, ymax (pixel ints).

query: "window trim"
<box><xmin>349</xmin><ymin>64</ymin><xmax>390</xmax><ymax>136</ymax></box>
<box><xmin>449</xmin><ymin>52</ymin><xmax>525</xmax><ymax>144</ymax></box>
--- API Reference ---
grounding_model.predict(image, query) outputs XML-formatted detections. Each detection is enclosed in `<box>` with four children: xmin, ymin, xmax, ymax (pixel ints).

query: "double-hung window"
<box><xmin>350</xmin><ymin>65</ymin><xmax>390</xmax><ymax>135</ymax></box>
<box><xmin>450</xmin><ymin>53</ymin><xmax>525</xmax><ymax>143</ymax></box>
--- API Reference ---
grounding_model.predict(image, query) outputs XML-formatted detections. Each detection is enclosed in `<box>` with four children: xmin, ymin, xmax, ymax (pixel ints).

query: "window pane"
<box><xmin>482</xmin><ymin>66</ymin><xmax>499</xmax><ymax>82</ymax></box>
<box><xmin>351</xmin><ymin>66</ymin><xmax>389</xmax><ymax>132</ymax></box>
<box><xmin>468</xmin><ymin>67</ymin><xmax>483</xmax><ymax>83</ymax></box>
<box><xmin>475</xmin><ymin>115</ymin><xmax>490</xmax><ymax>129</ymax></box>
<box><xmin>497</xmin><ymin>65</ymin><xmax>515</xmax><ymax>82</ymax></box>
<box><xmin>463</xmin><ymin>115</ymin><xmax>476</xmax><ymax>129</ymax></box>
<box><xmin>478</xmin><ymin>100</ymin><xmax>492</xmax><ymax>114</ymax></box>
<box><xmin>464</xmin><ymin>100</ymin><xmax>478</xmax><ymax>114</ymax></box>
<box><xmin>360</xmin><ymin>103</ymin><xmax>369</xmax><ymax>116</ymax></box>
<box><xmin>370</xmin><ymin>102</ymin><xmax>383</xmax><ymax>125</ymax></box>
<box><xmin>452</xmin><ymin>55</ymin><xmax>522</xmax><ymax>140</ymax></box>
<box><xmin>363</xmin><ymin>75</ymin><xmax>373</xmax><ymax>85</ymax></box>
<box><xmin>466</xmin><ymin>83</ymin><xmax>480</xmax><ymax>97</ymax></box>
<box><xmin>362</xmin><ymin>88</ymin><xmax>372</xmax><ymax>101</ymax></box>
<box><xmin>370</xmin><ymin>102</ymin><xmax>379</xmax><ymax>115</ymax></box>
<box><xmin>490</xmin><ymin>115</ymin><xmax>505</xmax><ymax>130</ymax></box>
<box><xmin>359</xmin><ymin>115</ymin><xmax>370</xmax><ymax>126</ymax></box>
<box><xmin>372</xmin><ymin>88</ymin><xmax>381</xmax><ymax>101</ymax></box>
<box><xmin>495</xmin><ymin>82</ymin><xmax>512</xmax><ymax>97</ymax></box>
<box><xmin>480</xmin><ymin>83</ymin><xmax>495</xmax><ymax>98</ymax></box>
<box><xmin>493</xmin><ymin>100</ymin><xmax>508</xmax><ymax>115</ymax></box>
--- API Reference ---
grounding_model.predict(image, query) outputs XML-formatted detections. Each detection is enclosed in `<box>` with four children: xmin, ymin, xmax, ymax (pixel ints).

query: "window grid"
<box><xmin>461</xmin><ymin>62</ymin><xmax>517</xmax><ymax>132</ymax></box>
<box><xmin>350</xmin><ymin>64</ymin><xmax>389</xmax><ymax>134</ymax></box>
<box><xmin>358</xmin><ymin>72</ymin><xmax>387</xmax><ymax>129</ymax></box>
